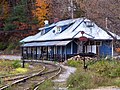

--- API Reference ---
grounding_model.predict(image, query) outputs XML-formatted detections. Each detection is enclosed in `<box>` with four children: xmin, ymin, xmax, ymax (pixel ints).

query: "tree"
<box><xmin>76</xmin><ymin>0</ymin><xmax>120</xmax><ymax>48</ymax></box>
<box><xmin>33</xmin><ymin>0</ymin><xmax>49</xmax><ymax>26</ymax></box>
<box><xmin>3</xmin><ymin>1</ymin><xmax>9</xmax><ymax>18</ymax></box>
<box><xmin>77</xmin><ymin>0</ymin><xmax>120</xmax><ymax>35</ymax></box>
<box><xmin>0</xmin><ymin>1</ymin><xmax>10</xmax><ymax>30</ymax></box>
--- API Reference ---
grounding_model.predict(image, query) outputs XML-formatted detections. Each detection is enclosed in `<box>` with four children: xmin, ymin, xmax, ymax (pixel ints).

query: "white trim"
<box><xmin>71</xmin><ymin>42</ymin><xmax>73</xmax><ymax>54</ymax></box>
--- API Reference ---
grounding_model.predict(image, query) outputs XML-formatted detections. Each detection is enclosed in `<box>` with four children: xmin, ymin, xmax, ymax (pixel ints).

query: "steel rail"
<box><xmin>33</xmin><ymin>65</ymin><xmax>62</xmax><ymax>90</ymax></box>
<box><xmin>0</xmin><ymin>63</ymin><xmax>46</xmax><ymax>90</ymax></box>
<box><xmin>0</xmin><ymin>61</ymin><xmax>61</xmax><ymax>90</ymax></box>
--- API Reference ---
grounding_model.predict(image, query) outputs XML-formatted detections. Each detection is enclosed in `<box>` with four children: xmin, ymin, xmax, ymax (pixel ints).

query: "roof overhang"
<box><xmin>21</xmin><ymin>40</ymin><xmax>71</xmax><ymax>47</ymax></box>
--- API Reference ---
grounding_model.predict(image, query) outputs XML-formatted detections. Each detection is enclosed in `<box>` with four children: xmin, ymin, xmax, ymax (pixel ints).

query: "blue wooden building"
<box><xmin>20</xmin><ymin>18</ymin><xmax>120</xmax><ymax>61</ymax></box>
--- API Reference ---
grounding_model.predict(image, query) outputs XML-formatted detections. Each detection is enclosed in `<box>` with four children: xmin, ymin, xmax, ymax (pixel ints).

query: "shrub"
<box><xmin>67</xmin><ymin>69</ymin><xmax>96</xmax><ymax>90</ymax></box>
<box><xmin>4</xmin><ymin>23</ymin><xmax>17</xmax><ymax>31</ymax></box>
<box><xmin>89</xmin><ymin>60</ymin><xmax>120</xmax><ymax>77</ymax></box>
<box><xmin>113</xmin><ymin>79</ymin><xmax>120</xmax><ymax>87</ymax></box>
<box><xmin>67</xmin><ymin>60</ymin><xmax>82</xmax><ymax>67</ymax></box>
<box><xmin>109</xmin><ymin>65</ymin><xmax>120</xmax><ymax>78</ymax></box>
<box><xmin>0</xmin><ymin>42</ymin><xmax>7</xmax><ymax>50</ymax></box>
<box><xmin>7</xmin><ymin>43</ymin><xmax>16</xmax><ymax>50</ymax></box>
<box><xmin>12</xmin><ymin>60</ymin><xmax>21</xmax><ymax>68</ymax></box>
<box><xmin>67</xmin><ymin>59</ymin><xmax>120</xmax><ymax>89</ymax></box>
<box><xmin>0</xmin><ymin>78</ymin><xmax>3</xmax><ymax>84</ymax></box>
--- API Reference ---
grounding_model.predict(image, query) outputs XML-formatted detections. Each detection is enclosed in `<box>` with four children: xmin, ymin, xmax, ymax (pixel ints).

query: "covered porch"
<box><xmin>21</xmin><ymin>40</ymin><xmax>72</xmax><ymax>61</ymax></box>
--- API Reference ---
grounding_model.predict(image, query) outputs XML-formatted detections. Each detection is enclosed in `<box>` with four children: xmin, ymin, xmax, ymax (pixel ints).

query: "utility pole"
<box><xmin>71</xmin><ymin>0</ymin><xmax>74</xmax><ymax>19</ymax></box>
<box><xmin>106</xmin><ymin>17</ymin><xmax>108</xmax><ymax>29</ymax></box>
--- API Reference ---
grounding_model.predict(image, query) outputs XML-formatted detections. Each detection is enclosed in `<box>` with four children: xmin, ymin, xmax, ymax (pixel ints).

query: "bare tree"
<box><xmin>77</xmin><ymin>0</ymin><xmax>120</xmax><ymax>36</ymax></box>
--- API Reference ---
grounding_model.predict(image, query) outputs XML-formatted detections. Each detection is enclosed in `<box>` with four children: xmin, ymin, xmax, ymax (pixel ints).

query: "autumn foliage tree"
<box><xmin>0</xmin><ymin>1</ymin><xmax>10</xmax><ymax>30</ymax></box>
<box><xmin>2</xmin><ymin>1</ymin><xmax>9</xmax><ymax>18</ymax></box>
<box><xmin>33</xmin><ymin>0</ymin><xmax>49</xmax><ymax>27</ymax></box>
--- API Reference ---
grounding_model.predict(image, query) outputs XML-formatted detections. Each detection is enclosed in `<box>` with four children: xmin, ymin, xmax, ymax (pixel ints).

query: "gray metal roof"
<box><xmin>22</xmin><ymin>40</ymin><xmax>71</xmax><ymax>47</ymax></box>
<box><xmin>20</xmin><ymin>18</ymin><xmax>120</xmax><ymax>44</ymax></box>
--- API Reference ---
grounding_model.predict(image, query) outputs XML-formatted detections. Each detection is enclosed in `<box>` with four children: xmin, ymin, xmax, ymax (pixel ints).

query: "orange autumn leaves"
<box><xmin>1</xmin><ymin>1</ymin><xmax>9</xmax><ymax>19</ymax></box>
<box><xmin>33</xmin><ymin>0</ymin><xmax>49</xmax><ymax>27</ymax></box>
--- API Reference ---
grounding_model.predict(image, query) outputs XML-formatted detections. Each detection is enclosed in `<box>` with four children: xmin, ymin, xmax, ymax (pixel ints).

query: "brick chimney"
<box><xmin>54</xmin><ymin>18</ymin><xmax>59</xmax><ymax>23</ymax></box>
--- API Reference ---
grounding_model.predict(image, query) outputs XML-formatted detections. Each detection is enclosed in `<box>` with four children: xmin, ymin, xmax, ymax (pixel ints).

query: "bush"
<box><xmin>109</xmin><ymin>65</ymin><xmax>120</xmax><ymax>78</ymax></box>
<box><xmin>7</xmin><ymin>43</ymin><xmax>16</xmax><ymax>50</ymax></box>
<box><xmin>67</xmin><ymin>69</ymin><xmax>96</xmax><ymax>90</ymax></box>
<box><xmin>67</xmin><ymin>60</ymin><xmax>82</xmax><ymax>67</ymax></box>
<box><xmin>0</xmin><ymin>42</ymin><xmax>7</xmax><ymax>50</ymax></box>
<box><xmin>4</xmin><ymin>23</ymin><xmax>17</xmax><ymax>31</ymax></box>
<box><xmin>67</xmin><ymin>59</ymin><xmax>120</xmax><ymax>89</ymax></box>
<box><xmin>113</xmin><ymin>79</ymin><xmax>120</xmax><ymax>87</ymax></box>
<box><xmin>12</xmin><ymin>60</ymin><xmax>21</xmax><ymax>68</ymax></box>
<box><xmin>89</xmin><ymin>60</ymin><xmax>120</xmax><ymax>78</ymax></box>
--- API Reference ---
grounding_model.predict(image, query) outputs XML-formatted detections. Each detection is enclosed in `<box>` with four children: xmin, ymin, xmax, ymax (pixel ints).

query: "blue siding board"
<box><xmin>66</xmin><ymin>43</ymin><xmax>71</xmax><ymax>54</ymax></box>
<box><xmin>73</xmin><ymin>42</ymin><xmax>77</xmax><ymax>54</ymax></box>
<box><xmin>62</xmin><ymin>46</ymin><xmax>65</xmax><ymax>55</ymax></box>
<box><xmin>99</xmin><ymin>41</ymin><xmax>112</xmax><ymax>56</ymax></box>
<box><xmin>57</xmin><ymin>46</ymin><xmax>61</xmax><ymax>54</ymax></box>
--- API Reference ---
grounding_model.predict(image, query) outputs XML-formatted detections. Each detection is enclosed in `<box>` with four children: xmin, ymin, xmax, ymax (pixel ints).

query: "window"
<box><xmin>84</xmin><ymin>21</ymin><xmax>94</xmax><ymax>27</ymax></box>
<box><xmin>53</xmin><ymin>26</ymin><xmax>62</xmax><ymax>34</ymax></box>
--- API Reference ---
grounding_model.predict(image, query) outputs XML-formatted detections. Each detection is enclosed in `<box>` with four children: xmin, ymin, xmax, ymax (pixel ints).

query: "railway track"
<box><xmin>0</xmin><ymin>61</ymin><xmax>61</xmax><ymax>90</ymax></box>
<box><xmin>0</xmin><ymin>63</ymin><xmax>44</xmax><ymax>81</ymax></box>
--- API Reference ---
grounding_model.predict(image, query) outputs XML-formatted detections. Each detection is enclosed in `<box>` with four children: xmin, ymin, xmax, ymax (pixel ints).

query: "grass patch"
<box><xmin>0</xmin><ymin>60</ymin><xmax>30</xmax><ymax>76</ymax></box>
<box><xmin>67</xmin><ymin>59</ymin><xmax>120</xmax><ymax>89</ymax></box>
<box><xmin>12</xmin><ymin>60</ymin><xmax>21</xmax><ymax>68</ymax></box>
<box><xmin>67</xmin><ymin>60</ymin><xmax>83</xmax><ymax>67</ymax></box>
<box><xmin>11</xmin><ymin>67</ymin><xmax>28</xmax><ymax>74</ymax></box>
<box><xmin>38</xmin><ymin>80</ymin><xmax>54</xmax><ymax>90</ymax></box>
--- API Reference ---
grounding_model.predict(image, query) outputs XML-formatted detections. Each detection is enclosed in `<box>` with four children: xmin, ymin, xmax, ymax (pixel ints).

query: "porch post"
<box><xmin>53</xmin><ymin>46</ymin><xmax>55</xmax><ymax>61</ymax></box>
<box><xmin>26</xmin><ymin>47</ymin><xmax>29</xmax><ymax>59</ymax></box>
<box><xmin>40</xmin><ymin>47</ymin><xmax>42</xmax><ymax>59</ymax></box>
<box><xmin>35</xmin><ymin>47</ymin><xmax>37</xmax><ymax>59</ymax></box>
<box><xmin>41</xmin><ymin>47</ymin><xmax>43</xmax><ymax>60</ymax></box>
<box><xmin>65</xmin><ymin>46</ymin><xmax>67</xmax><ymax>60</ymax></box>
<box><xmin>47</xmin><ymin>46</ymin><xmax>48</xmax><ymax>60</ymax></box>
<box><xmin>55</xmin><ymin>46</ymin><xmax>56</xmax><ymax>61</ymax></box>
<box><xmin>39</xmin><ymin>47</ymin><xmax>41</xmax><ymax>60</ymax></box>
<box><xmin>31</xmin><ymin>47</ymin><xmax>32</xmax><ymax>59</ymax></box>
<box><xmin>112</xmin><ymin>40</ymin><xmax>114</xmax><ymax>57</ymax></box>
<box><xmin>21</xmin><ymin>47</ymin><xmax>24</xmax><ymax>59</ymax></box>
<box><xmin>61</xmin><ymin>46</ymin><xmax>62</xmax><ymax>61</ymax></box>
<box><xmin>91</xmin><ymin>45</ymin><xmax>92</xmax><ymax>53</ymax></box>
<box><xmin>21</xmin><ymin>47</ymin><xmax>25</xmax><ymax>68</ymax></box>
<box><xmin>55</xmin><ymin>46</ymin><xmax>59</xmax><ymax>61</ymax></box>
<box><xmin>86</xmin><ymin>46</ymin><xmax>87</xmax><ymax>53</ymax></box>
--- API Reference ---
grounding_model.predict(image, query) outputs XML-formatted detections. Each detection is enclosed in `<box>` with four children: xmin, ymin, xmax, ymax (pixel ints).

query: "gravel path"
<box><xmin>53</xmin><ymin>64</ymin><xmax>76</xmax><ymax>82</ymax></box>
<box><xmin>0</xmin><ymin>55</ymin><xmax>21</xmax><ymax>60</ymax></box>
<box><xmin>53</xmin><ymin>64</ymin><xmax>76</xmax><ymax>90</ymax></box>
